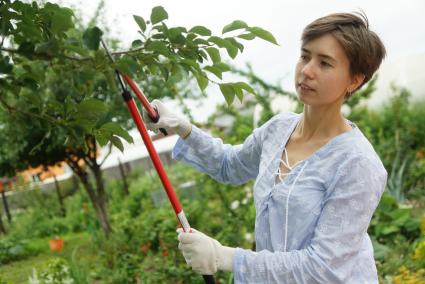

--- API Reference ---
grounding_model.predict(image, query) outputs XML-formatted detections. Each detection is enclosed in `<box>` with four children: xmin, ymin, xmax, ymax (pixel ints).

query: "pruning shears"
<box><xmin>101</xmin><ymin>39</ymin><xmax>215</xmax><ymax>284</ymax></box>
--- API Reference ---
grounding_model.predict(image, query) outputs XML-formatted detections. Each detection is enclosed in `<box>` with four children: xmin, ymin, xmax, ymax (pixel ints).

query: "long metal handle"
<box><xmin>121</xmin><ymin>90</ymin><xmax>215</xmax><ymax>283</ymax></box>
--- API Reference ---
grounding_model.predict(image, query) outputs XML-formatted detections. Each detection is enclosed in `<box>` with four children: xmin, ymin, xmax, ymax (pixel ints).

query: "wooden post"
<box><xmin>118</xmin><ymin>158</ymin><xmax>129</xmax><ymax>195</ymax></box>
<box><xmin>0</xmin><ymin>181</ymin><xmax>12</xmax><ymax>223</ymax></box>
<box><xmin>0</xmin><ymin>212</ymin><xmax>6</xmax><ymax>234</ymax></box>
<box><xmin>53</xmin><ymin>175</ymin><xmax>66</xmax><ymax>217</ymax></box>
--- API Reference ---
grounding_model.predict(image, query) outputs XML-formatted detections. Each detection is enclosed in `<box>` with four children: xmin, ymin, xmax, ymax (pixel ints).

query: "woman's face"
<box><xmin>294</xmin><ymin>33</ymin><xmax>361</xmax><ymax>107</ymax></box>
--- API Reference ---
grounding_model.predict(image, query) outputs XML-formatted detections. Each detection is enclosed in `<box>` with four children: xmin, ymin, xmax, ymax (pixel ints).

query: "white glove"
<box><xmin>142</xmin><ymin>99</ymin><xmax>192</xmax><ymax>139</ymax></box>
<box><xmin>177</xmin><ymin>228</ymin><xmax>235</xmax><ymax>275</ymax></box>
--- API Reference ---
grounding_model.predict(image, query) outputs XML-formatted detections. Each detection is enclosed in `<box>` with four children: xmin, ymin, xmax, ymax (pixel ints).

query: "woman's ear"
<box><xmin>349</xmin><ymin>73</ymin><xmax>366</xmax><ymax>92</ymax></box>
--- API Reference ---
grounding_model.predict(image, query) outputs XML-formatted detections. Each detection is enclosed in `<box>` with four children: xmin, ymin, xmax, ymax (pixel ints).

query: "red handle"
<box><xmin>126</xmin><ymin>98</ymin><xmax>182</xmax><ymax>213</ymax></box>
<box><xmin>123</xmin><ymin>75</ymin><xmax>159</xmax><ymax>121</ymax></box>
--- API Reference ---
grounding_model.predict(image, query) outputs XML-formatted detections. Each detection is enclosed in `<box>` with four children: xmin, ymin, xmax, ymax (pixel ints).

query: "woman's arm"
<box><xmin>172</xmin><ymin>116</ymin><xmax>278</xmax><ymax>185</ymax></box>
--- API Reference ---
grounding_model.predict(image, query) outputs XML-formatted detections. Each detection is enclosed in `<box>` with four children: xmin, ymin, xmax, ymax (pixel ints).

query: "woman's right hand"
<box><xmin>142</xmin><ymin>99</ymin><xmax>192</xmax><ymax>139</ymax></box>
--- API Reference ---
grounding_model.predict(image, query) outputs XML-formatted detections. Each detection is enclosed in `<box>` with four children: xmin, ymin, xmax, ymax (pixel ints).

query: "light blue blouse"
<box><xmin>172</xmin><ymin>112</ymin><xmax>387</xmax><ymax>283</ymax></box>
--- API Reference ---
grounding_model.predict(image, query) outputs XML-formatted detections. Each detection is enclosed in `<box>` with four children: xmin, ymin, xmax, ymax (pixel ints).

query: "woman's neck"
<box><xmin>294</xmin><ymin>104</ymin><xmax>352</xmax><ymax>142</ymax></box>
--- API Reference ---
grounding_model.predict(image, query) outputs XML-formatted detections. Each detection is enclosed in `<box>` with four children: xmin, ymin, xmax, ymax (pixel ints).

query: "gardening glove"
<box><xmin>177</xmin><ymin>228</ymin><xmax>235</xmax><ymax>275</ymax></box>
<box><xmin>142</xmin><ymin>99</ymin><xmax>192</xmax><ymax>139</ymax></box>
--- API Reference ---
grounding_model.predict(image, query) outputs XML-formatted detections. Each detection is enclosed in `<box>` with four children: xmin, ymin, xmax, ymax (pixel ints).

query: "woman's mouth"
<box><xmin>298</xmin><ymin>83</ymin><xmax>314</xmax><ymax>91</ymax></box>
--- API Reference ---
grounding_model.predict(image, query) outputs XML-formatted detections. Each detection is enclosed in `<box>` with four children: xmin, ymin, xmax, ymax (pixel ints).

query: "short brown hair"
<box><xmin>301</xmin><ymin>12</ymin><xmax>386</xmax><ymax>93</ymax></box>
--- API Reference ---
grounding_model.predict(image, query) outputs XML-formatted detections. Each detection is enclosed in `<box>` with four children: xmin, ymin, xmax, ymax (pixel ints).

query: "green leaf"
<box><xmin>133</xmin><ymin>15</ymin><xmax>146</xmax><ymax>32</ymax></box>
<box><xmin>131</xmin><ymin>39</ymin><xmax>143</xmax><ymax>48</ymax></box>
<box><xmin>193</xmin><ymin>38</ymin><xmax>209</xmax><ymax>45</ymax></box>
<box><xmin>35</xmin><ymin>39</ymin><xmax>59</xmax><ymax>55</ymax></box>
<box><xmin>235</xmin><ymin>81</ymin><xmax>256</xmax><ymax>95</ymax></box>
<box><xmin>74</xmin><ymin>99</ymin><xmax>108</xmax><ymax>131</ymax></box>
<box><xmin>167</xmin><ymin>27</ymin><xmax>186</xmax><ymax>44</ymax></box>
<box><xmin>150</xmin><ymin>6</ymin><xmax>168</xmax><ymax>24</ymax></box>
<box><xmin>77</xmin><ymin>98</ymin><xmax>108</xmax><ymax>114</ymax></box>
<box><xmin>110</xmin><ymin>136</ymin><xmax>124</xmax><ymax>152</ymax></box>
<box><xmin>381</xmin><ymin>226</ymin><xmax>399</xmax><ymax>235</ymax></box>
<box><xmin>146</xmin><ymin>40</ymin><xmax>169</xmax><ymax>55</ymax></box>
<box><xmin>100</xmin><ymin>122</ymin><xmax>133</xmax><ymax>143</ymax></box>
<box><xmin>204</xmin><ymin>66</ymin><xmax>222</xmax><ymax>80</ymax></box>
<box><xmin>238</xmin><ymin>33</ymin><xmax>256</xmax><ymax>40</ymax></box>
<box><xmin>208</xmin><ymin>36</ymin><xmax>239</xmax><ymax>58</ymax></box>
<box><xmin>65</xmin><ymin>44</ymin><xmax>89</xmax><ymax>56</ymax></box>
<box><xmin>50</xmin><ymin>7</ymin><xmax>74</xmax><ymax>34</ymax></box>
<box><xmin>248</xmin><ymin>27</ymin><xmax>278</xmax><ymax>45</ymax></box>
<box><xmin>219</xmin><ymin>83</ymin><xmax>235</xmax><ymax>105</ymax></box>
<box><xmin>213</xmin><ymin>62</ymin><xmax>231</xmax><ymax>72</ymax></box>
<box><xmin>205</xmin><ymin>47</ymin><xmax>221</xmax><ymax>63</ymax></box>
<box><xmin>373</xmin><ymin>241</ymin><xmax>391</xmax><ymax>260</ymax></box>
<box><xmin>225</xmin><ymin>37</ymin><xmax>244</xmax><ymax>52</ymax></box>
<box><xmin>180</xmin><ymin>59</ymin><xmax>201</xmax><ymax>72</ymax></box>
<box><xmin>195</xmin><ymin>73</ymin><xmax>208</xmax><ymax>91</ymax></box>
<box><xmin>41</xmin><ymin>3</ymin><xmax>74</xmax><ymax>34</ymax></box>
<box><xmin>115</xmin><ymin>57</ymin><xmax>139</xmax><ymax>76</ymax></box>
<box><xmin>189</xmin><ymin>26</ymin><xmax>211</xmax><ymax>36</ymax></box>
<box><xmin>95</xmin><ymin>131</ymin><xmax>109</xmax><ymax>146</ymax></box>
<box><xmin>222</xmin><ymin>20</ymin><xmax>248</xmax><ymax>34</ymax></box>
<box><xmin>83</xmin><ymin>26</ymin><xmax>103</xmax><ymax>50</ymax></box>
<box><xmin>233</xmin><ymin>84</ymin><xmax>244</xmax><ymax>102</ymax></box>
<box><xmin>225</xmin><ymin>44</ymin><xmax>238</xmax><ymax>59</ymax></box>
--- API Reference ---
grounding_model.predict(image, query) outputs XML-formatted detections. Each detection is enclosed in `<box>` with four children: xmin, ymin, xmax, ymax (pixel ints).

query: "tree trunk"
<box><xmin>67</xmin><ymin>159</ymin><xmax>112</xmax><ymax>238</ymax></box>
<box><xmin>91</xmin><ymin>162</ymin><xmax>112</xmax><ymax>237</ymax></box>
<box><xmin>79</xmin><ymin>170</ymin><xmax>112</xmax><ymax>238</ymax></box>
<box><xmin>1</xmin><ymin>190</ymin><xmax>12</xmax><ymax>223</ymax></box>
<box><xmin>53</xmin><ymin>175</ymin><xmax>66</xmax><ymax>217</ymax></box>
<box><xmin>118</xmin><ymin>158</ymin><xmax>129</xmax><ymax>195</ymax></box>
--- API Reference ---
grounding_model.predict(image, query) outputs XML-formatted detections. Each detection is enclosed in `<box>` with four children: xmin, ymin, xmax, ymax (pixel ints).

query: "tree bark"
<box><xmin>79</xmin><ymin>169</ymin><xmax>112</xmax><ymax>237</ymax></box>
<box><xmin>91</xmin><ymin>160</ymin><xmax>112</xmax><ymax>237</ymax></box>
<box><xmin>67</xmin><ymin>157</ymin><xmax>112</xmax><ymax>238</ymax></box>
<box><xmin>53</xmin><ymin>175</ymin><xmax>66</xmax><ymax>217</ymax></box>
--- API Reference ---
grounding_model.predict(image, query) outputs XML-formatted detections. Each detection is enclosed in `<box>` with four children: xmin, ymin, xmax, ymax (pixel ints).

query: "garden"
<box><xmin>0</xmin><ymin>1</ymin><xmax>424</xmax><ymax>283</ymax></box>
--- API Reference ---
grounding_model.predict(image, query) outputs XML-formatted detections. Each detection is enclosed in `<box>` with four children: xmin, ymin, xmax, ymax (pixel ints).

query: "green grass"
<box><xmin>0</xmin><ymin>232</ymin><xmax>98</xmax><ymax>284</ymax></box>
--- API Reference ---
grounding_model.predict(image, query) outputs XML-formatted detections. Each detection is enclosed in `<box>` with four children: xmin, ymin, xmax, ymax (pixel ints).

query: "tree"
<box><xmin>0</xmin><ymin>1</ymin><xmax>277</xmax><ymax>236</ymax></box>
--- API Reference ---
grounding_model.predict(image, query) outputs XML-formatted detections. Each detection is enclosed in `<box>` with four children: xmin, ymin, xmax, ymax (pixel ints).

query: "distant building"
<box><xmin>97</xmin><ymin>130</ymin><xmax>180</xmax><ymax>180</ymax></box>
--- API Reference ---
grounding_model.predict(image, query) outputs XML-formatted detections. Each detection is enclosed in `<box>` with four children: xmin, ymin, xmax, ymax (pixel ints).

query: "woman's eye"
<box><xmin>300</xmin><ymin>55</ymin><xmax>309</xmax><ymax>61</ymax></box>
<box><xmin>320</xmin><ymin>61</ymin><xmax>331</xmax><ymax>67</ymax></box>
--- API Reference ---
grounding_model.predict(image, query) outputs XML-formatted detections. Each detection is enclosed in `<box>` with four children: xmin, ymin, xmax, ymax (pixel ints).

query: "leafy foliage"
<box><xmin>0</xmin><ymin>1</ymin><xmax>277</xmax><ymax>236</ymax></box>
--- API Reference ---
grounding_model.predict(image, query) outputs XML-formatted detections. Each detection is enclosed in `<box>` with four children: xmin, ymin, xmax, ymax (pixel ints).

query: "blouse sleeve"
<box><xmin>172</xmin><ymin>116</ymin><xmax>278</xmax><ymax>185</ymax></box>
<box><xmin>233</xmin><ymin>155</ymin><xmax>387</xmax><ymax>283</ymax></box>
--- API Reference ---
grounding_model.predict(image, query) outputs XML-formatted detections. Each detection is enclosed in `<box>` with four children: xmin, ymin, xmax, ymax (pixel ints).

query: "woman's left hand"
<box><xmin>177</xmin><ymin>228</ymin><xmax>235</xmax><ymax>275</ymax></box>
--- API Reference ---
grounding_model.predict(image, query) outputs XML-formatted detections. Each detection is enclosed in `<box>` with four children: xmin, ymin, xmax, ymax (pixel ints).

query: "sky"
<box><xmin>56</xmin><ymin>0</ymin><xmax>425</xmax><ymax>122</ymax></box>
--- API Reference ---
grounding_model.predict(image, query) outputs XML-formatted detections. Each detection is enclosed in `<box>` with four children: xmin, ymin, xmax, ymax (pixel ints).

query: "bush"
<box><xmin>29</xmin><ymin>258</ymin><xmax>75</xmax><ymax>284</ymax></box>
<box><xmin>0</xmin><ymin>239</ymin><xmax>41</xmax><ymax>265</ymax></box>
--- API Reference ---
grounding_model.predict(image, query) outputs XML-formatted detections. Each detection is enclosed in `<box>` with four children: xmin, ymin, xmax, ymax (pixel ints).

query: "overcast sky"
<box><xmin>58</xmin><ymin>0</ymin><xmax>425</xmax><ymax>121</ymax></box>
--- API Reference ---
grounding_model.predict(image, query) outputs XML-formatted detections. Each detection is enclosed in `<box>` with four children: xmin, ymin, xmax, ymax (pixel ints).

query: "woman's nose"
<box><xmin>301</xmin><ymin>61</ymin><xmax>315</xmax><ymax>79</ymax></box>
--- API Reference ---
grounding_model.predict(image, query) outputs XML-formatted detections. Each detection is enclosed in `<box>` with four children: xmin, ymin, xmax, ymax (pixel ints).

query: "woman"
<box><xmin>144</xmin><ymin>12</ymin><xmax>387</xmax><ymax>283</ymax></box>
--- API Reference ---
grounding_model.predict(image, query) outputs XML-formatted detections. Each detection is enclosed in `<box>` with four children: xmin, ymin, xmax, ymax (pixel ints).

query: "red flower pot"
<box><xmin>49</xmin><ymin>238</ymin><xmax>64</xmax><ymax>252</ymax></box>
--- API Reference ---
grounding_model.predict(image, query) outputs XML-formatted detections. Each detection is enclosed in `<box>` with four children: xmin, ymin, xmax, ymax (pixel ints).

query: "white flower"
<box><xmin>244</xmin><ymin>233</ymin><xmax>253</xmax><ymax>242</ymax></box>
<box><xmin>230</xmin><ymin>200</ymin><xmax>240</xmax><ymax>210</ymax></box>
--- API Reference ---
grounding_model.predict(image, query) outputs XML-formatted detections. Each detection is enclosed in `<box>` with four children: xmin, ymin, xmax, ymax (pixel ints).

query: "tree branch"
<box><xmin>0</xmin><ymin>96</ymin><xmax>64</xmax><ymax>125</ymax></box>
<box><xmin>99</xmin><ymin>143</ymin><xmax>112</xmax><ymax>167</ymax></box>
